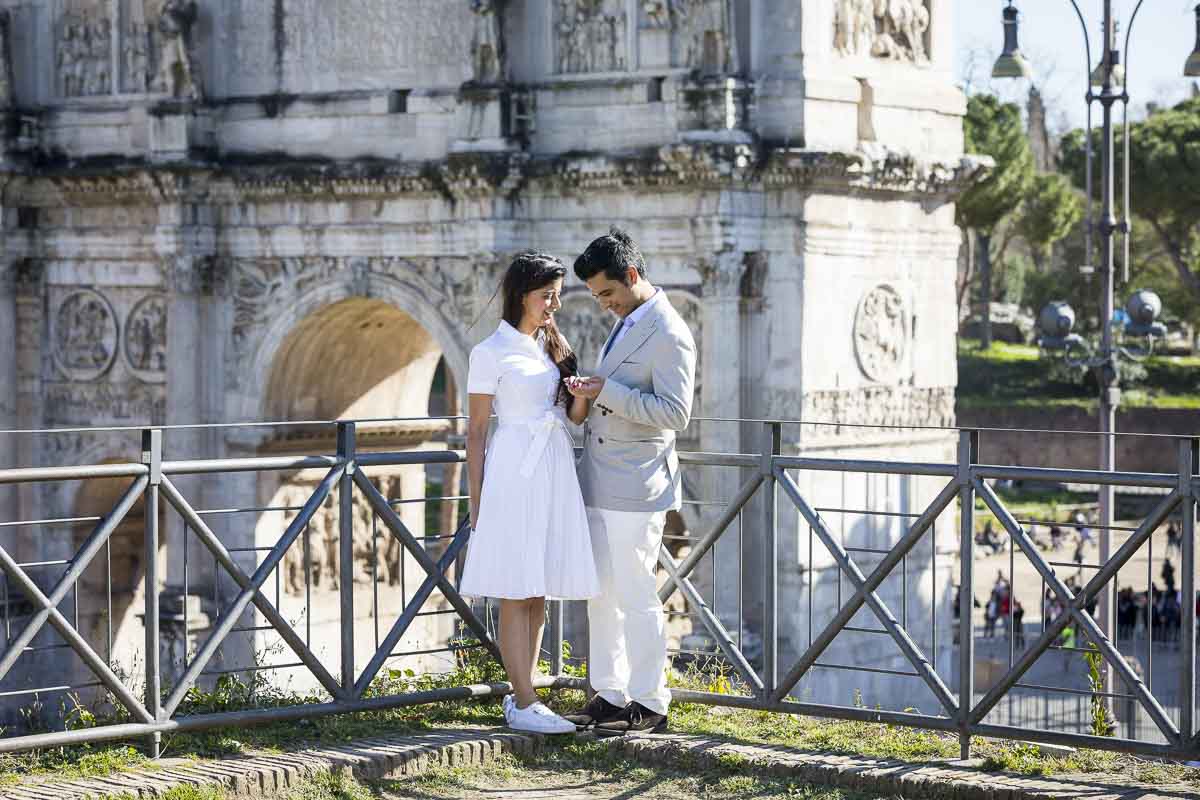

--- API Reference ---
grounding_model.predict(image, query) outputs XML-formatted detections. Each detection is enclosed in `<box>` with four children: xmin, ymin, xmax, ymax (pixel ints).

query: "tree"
<box><xmin>1016</xmin><ymin>172</ymin><xmax>1083</xmax><ymax>272</ymax></box>
<box><xmin>957</xmin><ymin>93</ymin><xmax>1034</xmax><ymax>347</ymax></box>
<box><xmin>1061</xmin><ymin>95</ymin><xmax>1200</xmax><ymax>303</ymax></box>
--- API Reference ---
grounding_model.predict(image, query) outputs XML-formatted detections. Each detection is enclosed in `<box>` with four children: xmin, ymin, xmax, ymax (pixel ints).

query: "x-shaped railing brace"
<box><xmin>654</xmin><ymin>473</ymin><xmax>766</xmax><ymax>694</ymax></box>
<box><xmin>771</xmin><ymin>471</ymin><xmax>961</xmax><ymax>717</ymax></box>
<box><xmin>159</xmin><ymin>463</ymin><xmax>345</xmax><ymax>716</ymax></box>
<box><xmin>350</xmin><ymin>468</ymin><xmax>501</xmax><ymax>698</ymax></box>
<box><xmin>0</xmin><ymin>475</ymin><xmax>154</xmax><ymax>723</ymax></box>
<box><xmin>971</xmin><ymin>479</ymin><xmax>1181</xmax><ymax>743</ymax></box>
<box><xmin>160</xmin><ymin>476</ymin><xmax>345</xmax><ymax>702</ymax></box>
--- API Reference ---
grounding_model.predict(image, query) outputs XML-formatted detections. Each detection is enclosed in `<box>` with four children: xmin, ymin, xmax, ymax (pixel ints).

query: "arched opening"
<box><xmin>254</xmin><ymin>298</ymin><xmax>459</xmax><ymax>690</ymax></box>
<box><xmin>264</xmin><ymin>297</ymin><xmax>444</xmax><ymax>422</ymax></box>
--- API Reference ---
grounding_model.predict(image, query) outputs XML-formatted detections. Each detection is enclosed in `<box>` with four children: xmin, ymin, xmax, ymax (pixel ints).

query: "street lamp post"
<box><xmin>992</xmin><ymin>0</ymin><xmax>1194</xmax><ymax>712</ymax></box>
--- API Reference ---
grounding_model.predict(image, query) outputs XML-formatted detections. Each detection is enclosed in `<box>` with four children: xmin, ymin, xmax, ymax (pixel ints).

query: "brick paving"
<box><xmin>4</xmin><ymin>727</ymin><xmax>1197</xmax><ymax>799</ymax></box>
<box><xmin>613</xmin><ymin>733</ymin><xmax>1199</xmax><ymax>800</ymax></box>
<box><xmin>2</xmin><ymin>728</ymin><xmax>543</xmax><ymax>799</ymax></box>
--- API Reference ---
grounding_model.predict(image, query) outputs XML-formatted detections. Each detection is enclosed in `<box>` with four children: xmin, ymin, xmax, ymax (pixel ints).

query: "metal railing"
<box><xmin>0</xmin><ymin>419</ymin><xmax>1194</xmax><ymax>761</ymax></box>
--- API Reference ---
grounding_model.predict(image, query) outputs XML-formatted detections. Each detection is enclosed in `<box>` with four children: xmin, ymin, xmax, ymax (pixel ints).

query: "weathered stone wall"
<box><xmin>0</xmin><ymin>0</ymin><xmax>973</xmax><ymax>715</ymax></box>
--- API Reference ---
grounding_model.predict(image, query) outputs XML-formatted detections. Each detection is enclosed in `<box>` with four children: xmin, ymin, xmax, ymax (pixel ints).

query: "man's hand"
<box><xmin>565</xmin><ymin>375</ymin><xmax>605</xmax><ymax>399</ymax></box>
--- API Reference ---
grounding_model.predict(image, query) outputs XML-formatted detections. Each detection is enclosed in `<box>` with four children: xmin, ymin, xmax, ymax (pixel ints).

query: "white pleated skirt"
<box><xmin>459</xmin><ymin>417</ymin><xmax>599</xmax><ymax>601</ymax></box>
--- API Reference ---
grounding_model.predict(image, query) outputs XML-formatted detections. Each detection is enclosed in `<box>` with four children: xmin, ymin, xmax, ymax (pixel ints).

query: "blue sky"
<box><xmin>954</xmin><ymin>0</ymin><xmax>1199</xmax><ymax>133</ymax></box>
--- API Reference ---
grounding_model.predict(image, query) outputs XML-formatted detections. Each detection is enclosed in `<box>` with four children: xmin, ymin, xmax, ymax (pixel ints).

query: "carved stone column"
<box><xmin>13</xmin><ymin>258</ymin><xmax>44</xmax><ymax>564</ymax></box>
<box><xmin>0</xmin><ymin>254</ymin><xmax>17</xmax><ymax>558</ymax></box>
<box><xmin>693</xmin><ymin>252</ymin><xmax>744</xmax><ymax>641</ymax></box>
<box><xmin>154</xmin><ymin>175</ymin><xmax>218</xmax><ymax>616</ymax></box>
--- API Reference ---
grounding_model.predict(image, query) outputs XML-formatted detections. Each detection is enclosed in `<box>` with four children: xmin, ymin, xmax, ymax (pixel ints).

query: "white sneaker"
<box><xmin>506</xmin><ymin>700</ymin><xmax>576</xmax><ymax>734</ymax></box>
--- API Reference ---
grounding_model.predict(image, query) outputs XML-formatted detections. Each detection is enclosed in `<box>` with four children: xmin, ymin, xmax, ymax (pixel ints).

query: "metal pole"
<box><xmin>958</xmin><ymin>429</ymin><xmax>978</xmax><ymax>760</ymax></box>
<box><xmin>142</xmin><ymin>429</ymin><xmax>162</xmax><ymax>758</ymax></box>
<box><xmin>762</xmin><ymin>422</ymin><xmax>781</xmax><ymax>700</ymax></box>
<box><xmin>337</xmin><ymin>422</ymin><xmax>356</xmax><ymax>695</ymax></box>
<box><xmin>1096</xmin><ymin>0</ymin><xmax>1118</xmax><ymax>707</ymax></box>
<box><xmin>1180</xmin><ymin>438</ymin><xmax>1198</xmax><ymax>743</ymax></box>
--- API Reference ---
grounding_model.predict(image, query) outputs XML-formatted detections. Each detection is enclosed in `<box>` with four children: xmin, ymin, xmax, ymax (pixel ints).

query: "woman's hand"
<box><xmin>565</xmin><ymin>375</ymin><xmax>604</xmax><ymax>399</ymax></box>
<box><xmin>565</xmin><ymin>376</ymin><xmax>593</xmax><ymax>425</ymax></box>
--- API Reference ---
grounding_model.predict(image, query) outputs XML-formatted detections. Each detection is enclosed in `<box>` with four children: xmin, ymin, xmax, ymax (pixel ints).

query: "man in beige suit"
<box><xmin>563</xmin><ymin>228</ymin><xmax>697</xmax><ymax>735</ymax></box>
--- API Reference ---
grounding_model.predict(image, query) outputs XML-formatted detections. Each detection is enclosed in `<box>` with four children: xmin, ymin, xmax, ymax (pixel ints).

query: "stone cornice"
<box><xmin>7</xmin><ymin>168</ymin><xmax>210</xmax><ymax>206</ymax></box>
<box><xmin>761</xmin><ymin>147</ymin><xmax>992</xmax><ymax>197</ymax></box>
<box><xmin>1</xmin><ymin>145</ymin><xmax>990</xmax><ymax>205</ymax></box>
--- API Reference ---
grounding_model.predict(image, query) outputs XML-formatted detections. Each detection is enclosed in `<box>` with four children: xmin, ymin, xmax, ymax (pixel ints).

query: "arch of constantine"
<box><xmin>0</xmin><ymin>1</ymin><xmax>981</xmax><ymax>723</ymax></box>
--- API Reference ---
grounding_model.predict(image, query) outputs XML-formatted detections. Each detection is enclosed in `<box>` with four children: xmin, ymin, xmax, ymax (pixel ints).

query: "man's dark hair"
<box><xmin>573</xmin><ymin>227</ymin><xmax>647</xmax><ymax>284</ymax></box>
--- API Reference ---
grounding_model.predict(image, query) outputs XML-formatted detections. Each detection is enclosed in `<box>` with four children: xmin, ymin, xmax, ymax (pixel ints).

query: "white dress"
<box><xmin>459</xmin><ymin>320</ymin><xmax>600</xmax><ymax>600</ymax></box>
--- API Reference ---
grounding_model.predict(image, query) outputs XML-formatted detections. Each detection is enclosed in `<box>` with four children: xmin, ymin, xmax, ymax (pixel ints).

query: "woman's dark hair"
<box><xmin>502</xmin><ymin>251</ymin><xmax>578</xmax><ymax>407</ymax></box>
<box><xmin>573</xmin><ymin>226</ymin><xmax>646</xmax><ymax>285</ymax></box>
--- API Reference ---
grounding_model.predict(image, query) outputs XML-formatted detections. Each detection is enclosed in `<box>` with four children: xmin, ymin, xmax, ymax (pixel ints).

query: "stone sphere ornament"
<box><xmin>853</xmin><ymin>284</ymin><xmax>908</xmax><ymax>383</ymax></box>
<box><xmin>1125</xmin><ymin>289</ymin><xmax>1162</xmax><ymax>327</ymax></box>
<box><xmin>1037</xmin><ymin>301</ymin><xmax>1076</xmax><ymax>339</ymax></box>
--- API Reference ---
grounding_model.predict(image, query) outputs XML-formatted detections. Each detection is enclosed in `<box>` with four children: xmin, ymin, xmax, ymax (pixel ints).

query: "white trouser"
<box><xmin>585</xmin><ymin>506</ymin><xmax>671</xmax><ymax>716</ymax></box>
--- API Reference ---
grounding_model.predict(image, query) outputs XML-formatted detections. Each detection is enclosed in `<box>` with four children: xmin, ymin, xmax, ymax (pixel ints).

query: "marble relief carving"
<box><xmin>853</xmin><ymin>284</ymin><xmax>908</xmax><ymax>383</ymax></box>
<box><xmin>801</xmin><ymin>386</ymin><xmax>954</xmax><ymax>437</ymax></box>
<box><xmin>277</xmin><ymin>476</ymin><xmax>404</xmax><ymax>595</ymax></box>
<box><xmin>670</xmin><ymin>0</ymin><xmax>736</xmax><ymax>74</ymax></box>
<box><xmin>53</xmin><ymin>289</ymin><xmax>118</xmax><ymax>381</ymax></box>
<box><xmin>124</xmin><ymin>294</ymin><xmax>168</xmax><ymax>382</ymax></box>
<box><xmin>56</xmin><ymin>5</ymin><xmax>113</xmax><ymax>97</ymax></box>
<box><xmin>45</xmin><ymin>381</ymin><xmax>166</xmax><ymax>424</ymax></box>
<box><xmin>834</xmin><ymin>0</ymin><xmax>930</xmax><ymax>64</ymax></box>
<box><xmin>555</xmin><ymin>0</ymin><xmax>627</xmax><ymax>74</ymax></box>
<box><xmin>470</xmin><ymin>0</ymin><xmax>503</xmax><ymax>83</ymax></box>
<box><xmin>154</xmin><ymin>0</ymin><xmax>201</xmax><ymax>98</ymax></box>
<box><xmin>556</xmin><ymin>293</ymin><xmax>612</xmax><ymax>369</ymax></box>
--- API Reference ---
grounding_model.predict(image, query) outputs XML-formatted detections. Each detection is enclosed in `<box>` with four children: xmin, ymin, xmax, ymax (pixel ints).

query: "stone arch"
<box><xmin>233</xmin><ymin>273</ymin><xmax>471</xmax><ymax>425</ymax></box>
<box><xmin>264</xmin><ymin>298</ymin><xmax>444</xmax><ymax>422</ymax></box>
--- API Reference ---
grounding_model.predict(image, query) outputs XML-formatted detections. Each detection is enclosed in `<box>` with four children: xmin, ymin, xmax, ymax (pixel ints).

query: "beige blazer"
<box><xmin>577</xmin><ymin>291</ymin><xmax>697</xmax><ymax>513</ymax></box>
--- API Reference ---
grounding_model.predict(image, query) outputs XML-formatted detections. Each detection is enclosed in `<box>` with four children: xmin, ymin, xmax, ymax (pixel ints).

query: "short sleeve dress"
<box><xmin>459</xmin><ymin>320</ymin><xmax>599</xmax><ymax>600</ymax></box>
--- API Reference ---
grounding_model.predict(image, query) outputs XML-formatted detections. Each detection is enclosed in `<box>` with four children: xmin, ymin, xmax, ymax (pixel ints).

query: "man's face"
<box><xmin>585</xmin><ymin>267</ymin><xmax>640</xmax><ymax>319</ymax></box>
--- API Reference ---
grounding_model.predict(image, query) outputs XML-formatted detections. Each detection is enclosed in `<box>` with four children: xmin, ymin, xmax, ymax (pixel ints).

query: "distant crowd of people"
<box><xmin>963</xmin><ymin>520</ymin><xmax>1195</xmax><ymax>649</ymax></box>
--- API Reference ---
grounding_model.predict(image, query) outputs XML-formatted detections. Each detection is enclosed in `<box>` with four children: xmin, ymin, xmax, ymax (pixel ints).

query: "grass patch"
<box><xmin>0</xmin><ymin>744</ymin><xmax>152</xmax><ymax>786</ymax></box>
<box><xmin>5</xmin><ymin>657</ymin><xmax>1200</xmax><ymax>793</ymax></box>
<box><xmin>957</xmin><ymin>339</ymin><xmax>1200</xmax><ymax>410</ymax></box>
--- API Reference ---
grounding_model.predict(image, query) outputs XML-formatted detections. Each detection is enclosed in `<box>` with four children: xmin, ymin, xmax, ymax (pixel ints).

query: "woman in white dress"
<box><xmin>461</xmin><ymin>252</ymin><xmax>599</xmax><ymax>734</ymax></box>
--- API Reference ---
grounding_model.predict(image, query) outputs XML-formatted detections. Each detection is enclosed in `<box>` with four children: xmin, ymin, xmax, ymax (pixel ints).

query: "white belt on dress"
<box><xmin>498</xmin><ymin>411</ymin><xmax>570</xmax><ymax>478</ymax></box>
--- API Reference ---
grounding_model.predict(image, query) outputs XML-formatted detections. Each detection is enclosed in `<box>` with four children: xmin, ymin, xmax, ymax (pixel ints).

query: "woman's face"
<box><xmin>521</xmin><ymin>277</ymin><xmax>563</xmax><ymax>329</ymax></box>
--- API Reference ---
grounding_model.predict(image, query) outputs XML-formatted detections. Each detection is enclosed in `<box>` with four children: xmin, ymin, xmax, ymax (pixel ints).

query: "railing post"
<box><xmin>957</xmin><ymin>429</ymin><xmax>978</xmax><ymax>760</ymax></box>
<box><xmin>141</xmin><ymin>428</ymin><xmax>162</xmax><ymax>758</ymax></box>
<box><xmin>337</xmin><ymin>422</ymin><xmax>356</xmax><ymax>697</ymax></box>
<box><xmin>1179</xmin><ymin>438</ymin><xmax>1198</xmax><ymax>747</ymax></box>
<box><xmin>548</xmin><ymin>600</ymin><xmax>564</xmax><ymax>676</ymax></box>
<box><xmin>761</xmin><ymin>421</ymin><xmax>781</xmax><ymax>701</ymax></box>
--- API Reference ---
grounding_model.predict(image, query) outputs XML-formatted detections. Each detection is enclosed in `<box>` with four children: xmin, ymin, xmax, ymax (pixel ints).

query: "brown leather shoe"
<box><xmin>593</xmin><ymin>701</ymin><xmax>668</xmax><ymax>737</ymax></box>
<box><xmin>562</xmin><ymin>694</ymin><xmax>624</xmax><ymax>731</ymax></box>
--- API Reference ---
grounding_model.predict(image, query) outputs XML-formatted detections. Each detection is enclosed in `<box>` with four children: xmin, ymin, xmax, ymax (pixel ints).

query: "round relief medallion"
<box><xmin>853</xmin><ymin>284</ymin><xmax>908</xmax><ymax>383</ymax></box>
<box><xmin>124</xmin><ymin>293</ymin><xmax>168</xmax><ymax>383</ymax></box>
<box><xmin>52</xmin><ymin>289</ymin><xmax>118</xmax><ymax>381</ymax></box>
